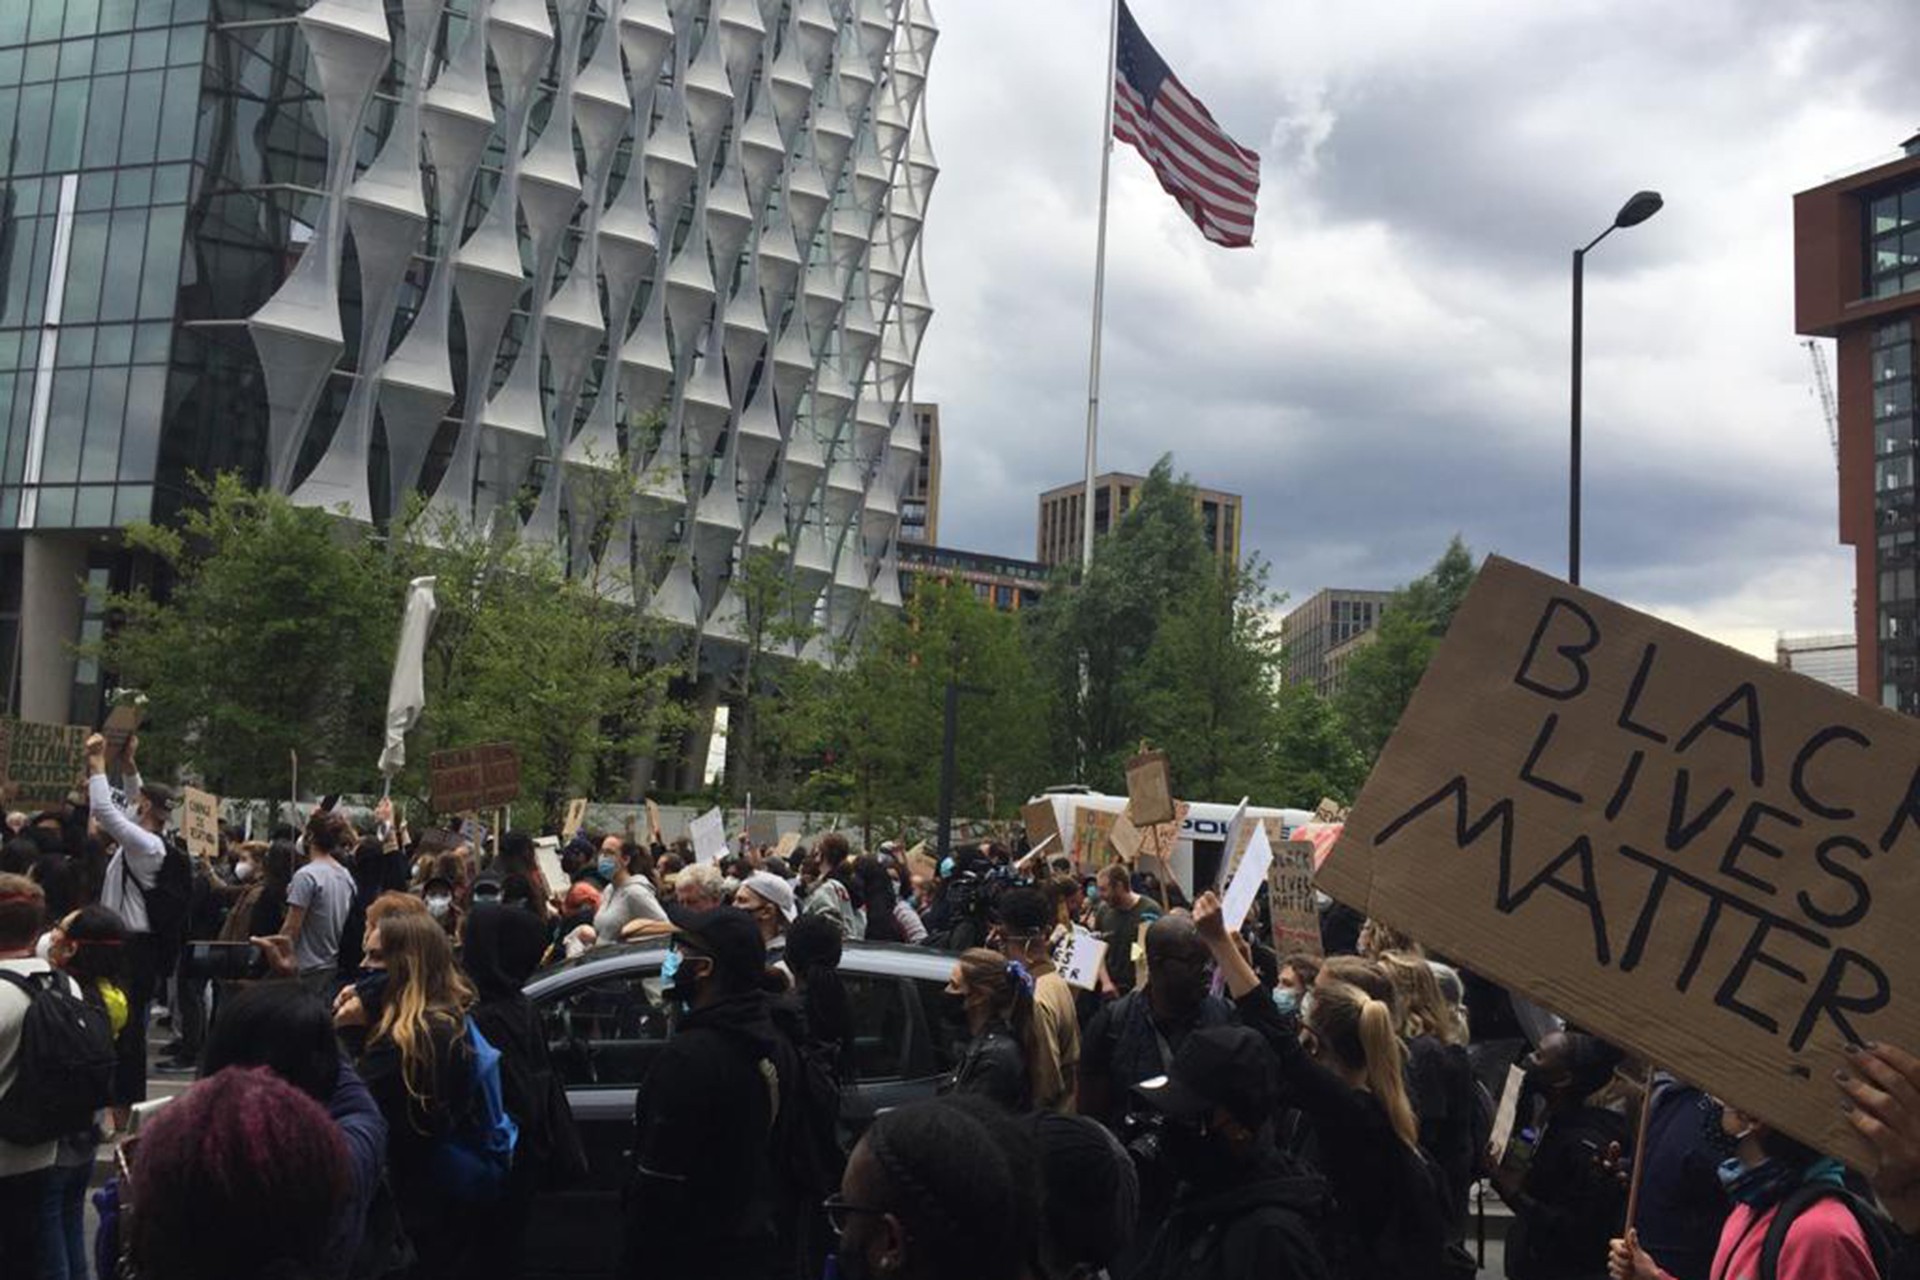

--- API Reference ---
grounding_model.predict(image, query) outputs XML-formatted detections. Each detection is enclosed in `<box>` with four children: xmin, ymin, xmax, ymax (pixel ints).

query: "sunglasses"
<box><xmin>821</xmin><ymin>1193</ymin><xmax>888</xmax><ymax>1237</ymax></box>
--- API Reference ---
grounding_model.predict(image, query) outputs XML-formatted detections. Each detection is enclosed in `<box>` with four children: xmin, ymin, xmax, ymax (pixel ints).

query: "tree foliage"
<box><xmin>1335</xmin><ymin>536</ymin><xmax>1479</xmax><ymax>762</ymax></box>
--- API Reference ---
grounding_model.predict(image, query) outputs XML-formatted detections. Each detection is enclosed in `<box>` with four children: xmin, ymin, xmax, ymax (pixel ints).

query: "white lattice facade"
<box><xmin>255</xmin><ymin>0</ymin><xmax>937</xmax><ymax>654</ymax></box>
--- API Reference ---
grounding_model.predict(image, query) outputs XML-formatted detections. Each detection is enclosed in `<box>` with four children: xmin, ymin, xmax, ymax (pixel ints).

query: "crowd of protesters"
<box><xmin>7</xmin><ymin>744</ymin><xmax>1920</xmax><ymax>1280</ymax></box>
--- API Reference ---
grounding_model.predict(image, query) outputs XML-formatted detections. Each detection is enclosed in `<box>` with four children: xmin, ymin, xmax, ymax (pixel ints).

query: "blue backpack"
<box><xmin>430</xmin><ymin>1020</ymin><xmax>519</xmax><ymax>1203</ymax></box>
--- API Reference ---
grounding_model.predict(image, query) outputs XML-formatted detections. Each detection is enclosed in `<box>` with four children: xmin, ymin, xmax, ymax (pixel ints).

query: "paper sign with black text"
<box><xmin>0</xmin><ymin>718</ymin><xmax>88</xmax><ymax>809</ymax></box>
<box><xmin>1317</xmin><ymin>556</ymin><xmax>1919</xmax><ymax>1165</ymax></box>
<box><xmin>1267</xmin><ymin>839</ymin><xmax>1322</xmax><ymax>956</ymax></box>
<box><xmin>689</xmin><ymin>807</ymin><xmax>727</xmax><ymax>864</ymax></box>
<box><xmin>1058</xmin><ymin>927</ymin><xmax>1108</xmax><ymax>992</ymax></box>
<box><xmin>181</xmin><ymin>787</ymin><xmax>221</xmax><ymax>862</ymax></box>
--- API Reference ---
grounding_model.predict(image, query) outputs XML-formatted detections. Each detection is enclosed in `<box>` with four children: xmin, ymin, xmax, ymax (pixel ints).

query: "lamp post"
<box><xmin>1570</xmin><ymin>189</ymin><xmax>1663</xmax><ymax>586</ymax></box>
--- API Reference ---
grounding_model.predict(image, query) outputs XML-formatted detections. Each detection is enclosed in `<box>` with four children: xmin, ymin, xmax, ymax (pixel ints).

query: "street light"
<box><xmin>1570</xmin><ymin>190</ymin><xmax>1663</xmax><ymax>586</ymax></box>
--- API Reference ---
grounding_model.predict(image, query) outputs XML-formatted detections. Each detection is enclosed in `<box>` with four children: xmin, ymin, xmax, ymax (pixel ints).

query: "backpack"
<box><xmin>1759</xmin><ymin>1182</ymin><xmax>1894</xmax><ymax>1280</ymax></box>
<box><xmin>428</xmin><ymin>1020</ymin><xmax>519</xmax><ymax>1203</ymax></box>
<box><xmin>122</xmin><ymin>838</ymin><xmax>193</xmax><ymax>947</ymax></box>
<box><xmin>0</xmin><ymin>969</ymin><xmax>117</xmax><ymax>1145</ymax></box>
<box><xmin>774</xmin><ymin>1034</ymin><xmax>849</xmax><ymax>1198</ymax></box>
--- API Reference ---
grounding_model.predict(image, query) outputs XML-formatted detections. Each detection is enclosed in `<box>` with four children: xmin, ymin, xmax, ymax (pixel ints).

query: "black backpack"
<box><xmin>123</xmin><ymin>838</ymin><xmax>193</xmax><ymax>946</ymax></box>
<box><xmin>0</xmin><ymin>970</ymin><xmax>117</xmax><ymax>1144</ymax></box>
<box><xmin>1759</xmin><ymin>1182</ymin><xmax>1894</xmax><ymax>1280</ymax></box>
<box><xmin>774</xmin><ymin>1036</ymin><xmax>849</xmax><ymax>1198</ymax></box>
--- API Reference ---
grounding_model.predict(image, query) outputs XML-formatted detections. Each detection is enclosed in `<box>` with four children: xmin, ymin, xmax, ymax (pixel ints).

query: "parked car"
<box><xmin>523</xmin><ymin>938</ymin><xmax>962</xmax><ymax>1280</ymax></box>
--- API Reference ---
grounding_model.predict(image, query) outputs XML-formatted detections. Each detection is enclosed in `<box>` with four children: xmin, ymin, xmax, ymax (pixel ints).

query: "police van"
<box><xmin>1027</xmin><ymin>787</ymin><xmax>1315</xmax><ymax>897</ymax></box>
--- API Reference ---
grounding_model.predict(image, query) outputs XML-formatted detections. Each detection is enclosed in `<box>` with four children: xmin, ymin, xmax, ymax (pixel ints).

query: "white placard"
<box><xmin>1059</xmin><ymin>927</ymin><xmax>1108</xmax><ymax>992</ymax></box>
<box><xmin>533</xmin><ymin>836</ymin><xmax>567</xmax><ymax>901</ymax></box>
<box><xmin>689</xmin><ymin>806</ymin><xmax>727</xmax><ymax>864</ymax></box>
<box><xmin>1489</xmin><ymin>1062</ymin><xmax>1527</xmax><ymax>1164</ymax></box>
<box><xmin>1220</xmin><ymin>815</ymin><xmax>1273</xmax><ymax>933</ymax></box>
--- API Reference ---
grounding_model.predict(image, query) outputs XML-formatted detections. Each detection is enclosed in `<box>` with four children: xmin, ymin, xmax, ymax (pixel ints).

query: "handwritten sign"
<box><xmin>1268</xmin><ymin>839</ymin><xmax>1322</xmax><ymax>956</ymax></box>
<box><xmin>1022</xmin><ymin>800</ymin><xmax>1060</xmax><ymax>852</ymax></box>
<box><xmin>0</xmin><ymin>718</ymin><xmax>88</xmax><ymax>810</ymax></box>
<box><xmin>1110</xmin><ymin>807</ymin><xmax>1144</xmax><ymax>862</ymax></box>
<box><xmin>1125</xmin><ymin>750</ymin><xmax>1175</xmax><ymax>826</ymax></box>
<box><xmin>774</xmin><ymin>831</ymin><xmax>802</xmax><ymax>861</ymax></box>
<box><xmin>102</xmin><ymin>704</ymin><xmax>142</xmax><ymax>770</ymax></box>
<box><xmin>645</xmin><ymin>799</ymin><xmax>663</xmax><ymax>841</ymax></box>
<box><xmin>181</xmin><ymin>787</ymin><xmax>221</xmax><ymax>861</ymax></box>
<box><xmin>1070</xmin><ymin>806</ymin><xmax>1118</xmax><ymax>871</ymax></box>
<box><xmin>689</xmin><ymin>807</ymin><xmax>727</xmax><ymax>864</ymax></box>
<box><xmin>1058</xmin><ymin>927</ymin><xmax>1109</xmax><ymax>992</ymax></box>
<box><xmin>428</xmin><ymin>743</ymin><xmax>520</xmax><ymax>815</ymax></box>
<box><xmin>1317</xmin><ymin>556</ymin><xmax>1919</xmax><ymax>1165</ymax></box>
<box><xmin>562</xmin><ymin>798</ymin><xmax>589</xmax><ymax>841</ymax></box>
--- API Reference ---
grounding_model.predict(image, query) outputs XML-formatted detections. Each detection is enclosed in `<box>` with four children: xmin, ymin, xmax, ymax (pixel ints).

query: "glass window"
<box><xmin>36</xmin><ymin>486</ymin><xmax>75</xmax><ymax>528</ymax></box>
<box><xmin>96</xmin><ymin>0</ymin><xmax>136</xmax><ymax>34</ymax></box>
<box><xmin>45</xmin><ymin>78</ymin><xmax>89</xmax><ymax>172</ymax></box>
<box><xmin>40</xmin><ymin>369</ymin><xmax>91</xmax><ymax>484</ymax></box>
<box><xmin>62</xmin><ymin>0</ymin><xmax>101</xmax><ymax>39</ymax></box>
<box><xmin>118</xmin><ymin>70</ymin><xmax>163</xmax><ymax>164</ymax></box>
<box><xmin>118</xmin><ymin>366</ymin><xmax>163</xmax><ymax>482</ymax></box>
<box><xmin>540</xmin><ymin>974</ymin><xmax>671</xmax><ymax>1088</ymax></box>
<box><xmin>80</xmin><ymin>75</ymin><xmax>123</xmax><ymax>168</ymax></box>
<box><xmin>79</xmin><ymin>367</ymin><xmax>127</xmax><ymax>482</ymax></box>
<box><xmin>76</xmin><ymin>170</ymin><xmax>113</xmax><ymax>210</ymax></box>
<box><xmin>130</xmin><ymin>28</ymin><xmax>168</xmax><ymax>72</ymax></box>
<box><xmin>55</xmin><ymin>327</ymin><xmax>93</xmax><ymax>367</ymax></box>
<box><xmin>1880</xmin><ymin>345</ymin><xmax>1914</xmax><ymax>384</ymax></box>
<box><xmin>61</xmin><ymin>212</ymin><xmax>111</xmax><ymax>325</ymax></box>
<box><xmin>0</xmin><ymin>221</ymin><xmax>40</xmax><ymax>327</ymax></box>
<box><xmin>114</xmin><ymin>166</ymin><xmax>151</xmax><ymax>208</ymax></box>
<box><xmin>151</xmin><ymin>164</ymin><xmax>188</xmax><ymax>203</ymax></box>
<box><xmin>138</xmin><ymin>206</ymin><xmax>182</xmax><ymax>318</ymax></box>
<box><xmin>94</xmin><ymin>324</ymin><xmax>132</xmax><ymax>364</ymax></box>
<box><xmin>132</xmin><ymin>322</ymin><xmax>170</xmax><ymax>363</ymax></box>
<box><xmin>21</xmin><ymin>44</ymin><xmax>56</xmax><ymax>85</ymax></box>
<box><xmin>57</xmin><ymin>40</ymin><xmax>92</xmax><ymax>81</ymax></box>
<box><xmin>12</xmin><ymin>83</ymin><xmax>53</xmax><ymax>174</ymax></box>
<box><xmin>92</xmin><ymin>33</ymin><xmax>130</xmax><ymax>75</ymax></box>
<box><xmin>73</xmin><ymin>485</ymin><xmax>113</xmax><ymax>527</ymax></box>
<box><xmin>167</xmin><ymin>25</ymin><xmax>202</xmax><ymax>66</ymax></box>
<box><xmin>113</xmin><ymin>483</ymin><xmax>150</xmax><ymax>523</ymax></box>
<box><xmin>0</xmin><ymin>5</ymin><xmax>23</xmax><ymax>45</ymax></box>
<box><xmin>27</xmin><ymin>0</ymin><xmax>65</xmax><ymax>42</ymax></box>
<box><xmin>0</xmin><ymin>87</ymin><xmax>16</xmax><ymax>149</ymax></box>
<box><xmin>98</xmin><ymin>208</ymin><xmax>147</xmax><ymax>323</ymax></box>
<box><xmin>157</xmin><ymin>65</ymin><xmax>198</xmax><ymax>161</ymax></box>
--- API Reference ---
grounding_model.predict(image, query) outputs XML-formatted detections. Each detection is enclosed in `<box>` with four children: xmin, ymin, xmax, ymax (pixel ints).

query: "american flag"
<box><xmin>1112</xmin><ymin>2</ymin><xmax>1261</xmax><ymax>248</ymax></box>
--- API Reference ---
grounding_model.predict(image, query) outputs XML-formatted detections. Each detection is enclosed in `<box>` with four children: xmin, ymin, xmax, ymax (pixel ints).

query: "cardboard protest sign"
<box><xmin>1316</xmin><ymin>556</ymin><xmax>1919</xmax><ymax>1165</ymax></box>
<box><xmin>1291</xmin><ymin>821</ymin><xmax>1345</xmax><ymax>872</ymax></box>
<box><xmin>181</xmin><ymin>787</ymin><xmax>221</xmax><ymax>861</ymax></box>
<box><xmin>1058</xmin><ymin>927</ymin><xmax>1108</xmax><ymax>991</ymax></box>
<box><xmin>689</xmin><ymin>807</ymin><xmax>727</xmax><ymax>864</ymax></box>
<box><xmin>1268</xmin><ymin>839</ymin><xmax>1322</xmax><ymax>956</ymax></box>
<box><xmin>102</xmin><ymin>703</ymin><xmax>142</xmax><ymax>769</ymax></box>
<box><xmin>0</xmin><ymin>718</ymin><xmax>89</xmax><ymax>810</ymax></box>
<box><xmin>1489</xmin><ymin>1064</ymin><xmax>1527</xmax><ymax>1166</ymax></box>
<box><xmin>1070</xmin><ymin>806</ymin><xmax>1118</xmax><ymax>870</ymax></box>
<box><xmin>562</xmin><ymin>798</ymin><xmax>589</xmax><ymax>841</ymax></box>
<box><xmin>428</xmin><ymin>743</ymin><xmax>520</xmax><ymax>814</ymax></box>
<box><xmin>1221</xmin><ymin>818</ymin><xmax>1275</xmax><ymax>933</ymax></box>
<box><xmin>774</xmin><ymin>831</ymin><xmax>802</xmax><ymax>861</ymax></box>
<box><xmin>1126</xmin><ymin>750</ymin><xmax>1175</xmax><ymax>826</ymax></box>
<box><xmin>1109</xmin><ymin>807</ymin><xmax>1144</xmax><ymax>862</ymax></box>
<box><xmin>645</xmin><ymin>799</ymin><xmax>663</xmax><ymax>841</ymax></box>
<box><xmin>1022</xmin><ymin>800</ymin><xmax>1060</xmax><ymax>851</ymax></box>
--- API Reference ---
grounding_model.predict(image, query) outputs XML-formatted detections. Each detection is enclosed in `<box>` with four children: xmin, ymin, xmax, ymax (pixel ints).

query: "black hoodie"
<box><xmin>1130</xmin><ymin>1150</ymin><xmax>1335</xmax><ymax>1280</ymax></box>
<box><xmin>624</xmin><ymin>987</ymin><xmax>797</xmax><ymax>1280</ymax></box>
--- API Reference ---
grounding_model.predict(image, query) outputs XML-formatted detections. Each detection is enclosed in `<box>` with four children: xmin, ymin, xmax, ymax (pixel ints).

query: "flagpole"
<box><xmin>1081</xmin><ymin>0</ymin><xmax>1120</xmax><ymax>575</ymax></box>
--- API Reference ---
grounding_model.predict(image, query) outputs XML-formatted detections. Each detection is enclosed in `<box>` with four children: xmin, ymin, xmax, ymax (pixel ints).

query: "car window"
<box><xmin>541</xmin><ymin>972</ymin><xmax>670</xmax><ymax>1088</ymax></box>
<box><xmin>910</xmin><ymin>974</ymin><xmax>966</xmax><ymax>1079</ymax></box>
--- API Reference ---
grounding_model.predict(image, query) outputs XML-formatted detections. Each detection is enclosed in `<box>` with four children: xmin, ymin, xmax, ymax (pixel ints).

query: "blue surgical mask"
<box><xmin>597</xmin><ymin>855</ymin><xmax>618</xmax><ymax>879</ymax></box>
<box><xmin>939</xmin><ymin>856</ymin><xmax>955</xmax><ymax>878</ymax></box>
<box><xmin>1272</xmin><ymin>987</ymin><xmax>1300</xmax><ymax>1016</ymax></box>
<box><xmin>661</xmin><ymin>948</ymin><xmax>682</xmax><ymax>985</ymax></box>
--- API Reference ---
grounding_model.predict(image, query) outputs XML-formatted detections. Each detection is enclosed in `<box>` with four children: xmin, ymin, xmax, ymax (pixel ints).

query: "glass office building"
<box><xmin>0</xmin><ymin>0</ymin><xmax>938</xmax><ymax>724</ymax></box>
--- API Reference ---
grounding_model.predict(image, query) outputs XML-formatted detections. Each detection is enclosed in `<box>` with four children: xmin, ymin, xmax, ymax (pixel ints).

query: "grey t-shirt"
<box><xmin>287</xmin><ymin>857</ymin><xmax>356</xmax><ymax>973</ymax></box>
<box><xmin>593</xmin><ymin>878</ymin><xmax>667</xmax><ymax>943</ymax></box>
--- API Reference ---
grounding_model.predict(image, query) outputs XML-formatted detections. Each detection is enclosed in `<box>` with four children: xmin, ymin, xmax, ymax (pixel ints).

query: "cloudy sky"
<box><xmin>911</xmin><ymin>0</ymin><xmax>1918</xmax><ymax>658</ymax></box>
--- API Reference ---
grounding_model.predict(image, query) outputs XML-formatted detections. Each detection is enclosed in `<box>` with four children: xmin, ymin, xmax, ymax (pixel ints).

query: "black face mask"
<box><xmin>1162</xmin><ymin>1118</ymin><xmax>1218</xmax><ymax>1180</ymax></box>
<box><xmin>937</xmin><ymin>989</ymin><xmax>969</xmax><ymax>1029</ymax></box>
<box><xmin>1699</xmin><ymin>1095</ymin><xmax>1741</xmax><ymax>1159</ymax></box>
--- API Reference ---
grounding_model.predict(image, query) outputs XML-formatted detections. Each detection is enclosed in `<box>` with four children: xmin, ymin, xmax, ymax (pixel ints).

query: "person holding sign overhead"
<box><xmin>85</xmin><ymin>731</ymin><xmax>170</xmax><ymax>1117</ymax></box>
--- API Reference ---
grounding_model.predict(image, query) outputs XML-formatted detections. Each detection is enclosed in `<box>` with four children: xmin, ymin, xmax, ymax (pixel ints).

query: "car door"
<box><xmin>526</xmin><ymin>959</ymin><xmax>670</xmax><ymax>1280</ymax></box>
<box><xmin>837</xmin><ymin>957</ymin><xmax>964</xmax><ymax>1130</ymax></box>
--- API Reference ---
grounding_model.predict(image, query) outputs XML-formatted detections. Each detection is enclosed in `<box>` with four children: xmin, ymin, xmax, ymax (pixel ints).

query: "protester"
<box><xmin>40</xmin><ymin>905</ymin><xmax>128</xmax><ymax>1280</ymax></box>
<box><xmin>1602</xmin><ymin>1077</ymin><xmax>1727</xmax><ymax>1280</ymax></box>
<box><xmin>493</xmin><ymin>833</ymin><xmax>553</xmax><ymax>921</ymax></box>
<box><xmin>86</xmin><ymin>732</ymin><xmax>171</xmax><ymax>1116</ymax></box>
<box><xmin>939</xmin><ymin>948</ymin><xmax>1043</xmax><ymax>1112</ymax></box>
<box><xmin>995</xmin><ymin>885</ymin><xmax>1079</xmax><ymax>1113</ymax></box>
<box><xmin>218</xmin><ymin>839</ymin><xmax>293</xmax><ymax>941</ymax></box>
<box><xmin>623</xmin><ymin>905</ymin><xmax>797</xmax><ymax>1280</ymax></box>
<box><xmin>803</xmin><ymin>833</ymin><xmax>864</xmax><ymax>938</ymax></box>
<box><xmin>1130</xmin><ymin>1024</ymin><xmax>1334</xmax><ymax>1280</ymax></box>
<box><xmin>1500</xmin><ymin>1030</ymin><xmax>1632</xmax><ymax>1280</ymax></box>
<box><xmin>1078</xmin><ymin>913</ymin><xmax>1231</xmax><ymax>1130</ymax></box>
<box><xmin>0</xmin><ymin>874</ymin><xmax>67</xmax><ymax>1280</ymax></box>
<box><xmin>1609</xmin><ymin>1096</ymin><xmax>1879</xmax><ymax>1280</ymax></box>
<box><xmin>832</xmin><ymin>1099</ymin><xmax>1035</xmax><ymax>1280</ymax></box>
<box><xmin>736</xmin><ymin>870</ymin><xmax>798</xmax><ymax>969</ymax></box>
<box><xmin>1275</xmin><ymin>951</ymin><xmax>1321</xmax><ymax>1013</ymax></box>
<box><xmin>1379</xmin><ymin>948</ymin><xmax>1480</xmax><ymax>1238</ymax></box>
<box><xmin>1031</xmin><ymin>1111</ymin><xmax>1140</xmax><ymax>1280</ymax></box>
<box><xmin>852</xmin><ymin>855</ymin><xmax>923</xmax><ymax>944</ymax></box>
<box><xmin>286</xmin><ymin>810</ymin><xmax>358</xmax><ymax>996</ymax></box>
<box><xmin>123</xmin><ymin>1067</ymin><xmax>352</xmax><ymax>1280</ymax></box>
<box><xmin>1091</xmin><ymin>862</ymin><xmax>1161</xmax><ymax>993</ymax></box>
<box><xmin>593</xmin><ymin>836</ymin><xmax>669</xmax><ymax>944</ymax></box>
<box><xmin>1193</xmin><ymin>890</ymin><xmax>1450</xmax><ymax>1279</ymax></box>
<box><xmin>334</xmin><ymin>911</ymin><xmax>486</xmax><ymax>1279</ymax></box>
<box><xmin>783</xmin><ymin>913</ymin><xmax>854</xmax><ymax>1078</ymax></box>
<box><xmin>673</xmin><ymin>860</ymin><xmax>726</xmax><ymax>912</ymax></box>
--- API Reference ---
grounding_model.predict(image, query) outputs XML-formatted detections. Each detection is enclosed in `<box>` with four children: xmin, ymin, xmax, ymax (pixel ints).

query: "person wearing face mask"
<box><xmin>622</xmin><ymin>904</ymin><xmax>796</xmax><ymax>1280</ymax></box>
<box><xmin>420</xmin><ymin>872</ymin><xmax>462</xmax><ymax>940</ymax></box>
<box><xmin>995</xmin><ymin>887</ymin><xmax>1079</xmax><ymax>1113</ymax></box>
<box><xmin>1496</xmin><ymin>1030</ymin><xmax>1632</xmax><ymax>1280</ymax></box>
<box><xmin>591</xmin><ymin>838</ymin><xmax>668</xmax><ymax>946</ymax></box>
<box><xmin>1127</xmin><ymin>1025</ymin><xmax>1332</xmax><ymax>1280</ymax></box>
<box><xmin>939</xmin><ymin>948</ymin><xmax>1044</xmax><ymax>1113</ymax></box>
<box><xmin>1610</xmin><ymin>1095</ymin><xmax>1884</xmax><ymax>1280</ymax></box>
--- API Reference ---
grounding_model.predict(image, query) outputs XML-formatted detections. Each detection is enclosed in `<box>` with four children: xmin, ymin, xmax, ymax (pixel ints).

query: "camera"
<box><xmin>180</xmin><ymin>941</ymin><xmax>269</xmax><ymax>982</ymax></box>
<box><xmin>1119</xmin><ymin>1108</ymin><xmax>1171</xmax><ymax>1177</ymax></box>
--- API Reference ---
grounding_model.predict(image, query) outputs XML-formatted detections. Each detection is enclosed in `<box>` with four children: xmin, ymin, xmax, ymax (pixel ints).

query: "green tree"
<box><xmin>98</xmin><ymin>474</ymin><xmax>395</xmax><ymax>795</ymax></box>
<box><xmin>1271</xmin><ymin>682</ymin><xmax>1366</xmax><ymax>804</ymax></box>
<box><xmin>720</xmin><ymin>539</ymin><xmax>820</xmax><ymax>805</ymax></box>
<box><xmin>1335</xmin><ymin>536</ymin><xmax>1480</xmax><ymax>762</ymax></box>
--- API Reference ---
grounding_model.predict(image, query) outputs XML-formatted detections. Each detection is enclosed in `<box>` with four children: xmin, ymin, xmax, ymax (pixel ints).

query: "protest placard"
<box><xmin>181</xmin><ymin>787</ymin><xmax>221</xmax><ymax>862</ymax></box>
<box><xmin>0</xmin><ymin>718</ymin><xmax>89</xmax><ymax>810</ymax></box>
<box><xmin>689</xmin><ymin>807</ymin><xmax>727</xmax><ymax>864</ymax></box>
<box><xmin>1109</xmin><ymin>807</ymin><xmax>1144</xmax><ymax>862</ymax></box>
<box><xmin>1022</xmin><ymin>800</ymin><xmax>1060</xmax><ymax>851</ymax></box>
<box><xmin>1126</xmin><ymin>750</ymin><xmax>1175</xmax><ymax>826</ymax></box>
<box><xmin>1221</xmin><ymin>818</ymin><xmax>1274</xmax><ymax>933</ymax></box>
<box><xmin>1070</xmin><ymin>806</ymin><xmax>1118</xmax><ymax>870</ymax></box>
<box><xmin>1291</xmin><ymin>821</ymin><xmax>1345</xmax><ymax>872</ymax></box>
<box><xmin>102</xmin><ymin>703</ymin><xmax>142</xmax><ymax>769</ymax></box>
<box><xmin>533</xmin><ymin>836</ymin><xmax>567</xmax><ymax>900</ymax></box>
<box><xmin>562</xmin><ymin>798</ymin><xmax>589</xmax><ymax>841</ymax></box>
<box><xmin>428</xmin><ymin>743</ymin><xmax>520</xmax><ymax>814</ymax></box>
<box><xmin>645</xmin><ymin>799</ymin><xmax>663</xmax><ymax>842</ymax></box>
<box><xmin>1058</xmin><ymin>927</ymin><xmax>1109</xmax><ymax>991</ymax></box>
<box><xmin>1316</xmin><ymin>555</ymin><xmax>1919</xmax><ymax>1164</ymax></box>
<box><xmin>1489</xmin><ymin>1064</ymin><xmax>1527</xmax><ymax>1167</ymax></box>
<box><xmin>1268</xmin><ymin>838</ymin><xmax>1322</xmax><ymax>956</ymax></box>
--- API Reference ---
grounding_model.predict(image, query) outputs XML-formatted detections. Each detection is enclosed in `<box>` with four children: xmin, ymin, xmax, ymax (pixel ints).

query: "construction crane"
<box><xmin>1804</xmin><ymin>339</ymin><xmax>1839</xmax><ymax>467</ymax></box>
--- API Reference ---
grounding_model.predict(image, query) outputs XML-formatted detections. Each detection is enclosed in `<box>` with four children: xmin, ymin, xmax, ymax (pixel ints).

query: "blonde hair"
<box><xmin>370</xmin><ymin>912</ymin><xmax>474</xmax><ymax>1122</ymax></box>
<box><xmin>1379</xmin><ymin>951</ymin><xmax>1465</xmax><ymax>1047</ymax></box>
<box><xmin>1359</xmin><ymin>919</ymin><xmax>1419</xmax><ymax>959</ymax></box>
<box><xmin>955</xmin><ymin>948</ymin><xmax>1046</xmax><ymax>1104</ymax></box>
<box><xmin>1307</xmin><ymin>980</ymin><xmax>1418</xmax><ymax>1150</ymax></box>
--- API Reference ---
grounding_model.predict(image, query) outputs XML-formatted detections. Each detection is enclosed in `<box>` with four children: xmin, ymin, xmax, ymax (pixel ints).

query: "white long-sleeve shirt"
<box><xmin>93</xmin><ymin>772</ymin><xmax>167</xmax><ymax>935</ymax></box>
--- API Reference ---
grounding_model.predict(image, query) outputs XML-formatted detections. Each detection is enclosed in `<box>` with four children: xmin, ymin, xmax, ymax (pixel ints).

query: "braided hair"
<box><xmin>861</xmin><ymin>1100</ymin><xmax>1033</xmax><ymax>1280</ymax></box>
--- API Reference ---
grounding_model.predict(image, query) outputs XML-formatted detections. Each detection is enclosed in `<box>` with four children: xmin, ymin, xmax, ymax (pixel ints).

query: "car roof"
<box><xmin>525</xmin><ymin>937</ymin><xmax>960</xmax><ymax>996</ymax></box>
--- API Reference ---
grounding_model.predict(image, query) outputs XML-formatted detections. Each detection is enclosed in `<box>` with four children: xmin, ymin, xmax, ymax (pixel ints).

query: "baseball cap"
<box><xmin>740</xmin><ymin>870</ymin><xmax>797</xmax><ymax>921</ymax></box>
<box><xmin>665</xmin><ymin>904</ymin><xmax>767</xmax><ymax>983</ymax></box>
<box><xmin>1133</xmin><ymin>1025</ymin><xmax>1280</xmax><ymax>1129</ymax></box>
<box><xmin>139</xmin><ymin>782</ymin><xmax>175</xmax><ymax>815</ymax></box>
